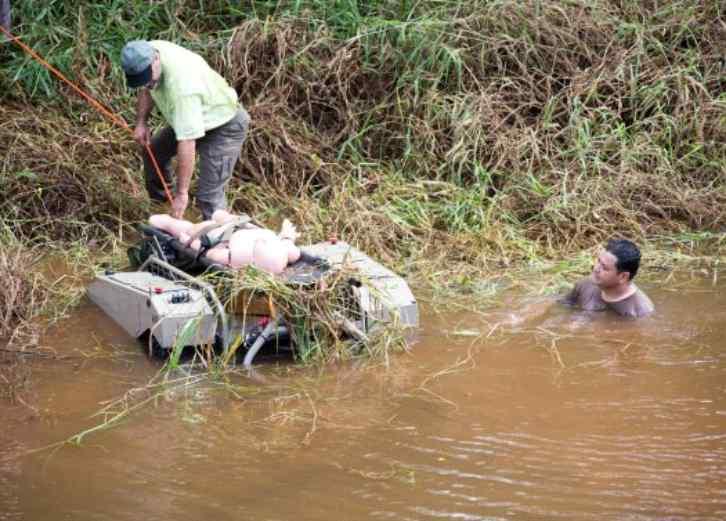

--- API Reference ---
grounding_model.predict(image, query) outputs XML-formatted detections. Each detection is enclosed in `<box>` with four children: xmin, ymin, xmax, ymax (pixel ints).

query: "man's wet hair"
<box><xmin>606</xmin><ymin>239</ymin><xmax>641</xmax><ymax>280</ymax></box>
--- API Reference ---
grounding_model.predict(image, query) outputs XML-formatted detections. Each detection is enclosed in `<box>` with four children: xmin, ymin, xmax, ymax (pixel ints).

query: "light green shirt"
<box><xmin>149</xmin><ymin>40</ymin><xmax>239</xmax><ymax>140</ymax></box>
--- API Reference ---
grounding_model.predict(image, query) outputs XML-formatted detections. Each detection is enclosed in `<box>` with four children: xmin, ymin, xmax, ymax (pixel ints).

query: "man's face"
<box><xmin>591</xmin><ymin>250</ymin><xmax>628</xmax><ymax>289</ymax></box>
<box><xmin>146</xmin><ymin>54</ymin><xmax>162</xmax><ymax>90</ymax></box>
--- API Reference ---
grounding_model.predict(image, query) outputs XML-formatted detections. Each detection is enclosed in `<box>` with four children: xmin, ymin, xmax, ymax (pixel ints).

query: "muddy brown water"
<box><xmin>2</xmin><ymin>273</ymin><xmax>725</xmax><ymax>520</ymax></box>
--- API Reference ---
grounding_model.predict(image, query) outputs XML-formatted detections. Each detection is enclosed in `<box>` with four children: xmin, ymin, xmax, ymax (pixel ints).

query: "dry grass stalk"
<box><xmin>0</xmin><ymin>245</ymin><xmax>50</xmax><ymax>401</ymax></box>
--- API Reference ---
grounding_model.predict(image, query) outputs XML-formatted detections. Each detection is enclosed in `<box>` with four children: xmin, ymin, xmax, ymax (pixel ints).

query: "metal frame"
<box><xmin>128</xmin><ymin>240</ymin><xmax>418</xmax><ymax>366</ymax></box>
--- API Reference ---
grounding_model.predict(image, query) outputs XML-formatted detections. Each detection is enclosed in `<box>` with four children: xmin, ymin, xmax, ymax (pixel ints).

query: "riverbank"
<box><xmin>1</xmin><ymin>1</ymin><xmax>724</xmax><ymax>395</ymax></box>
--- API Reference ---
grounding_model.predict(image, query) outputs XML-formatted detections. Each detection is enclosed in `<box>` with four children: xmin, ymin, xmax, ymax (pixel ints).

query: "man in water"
<box><xmin>561</xmin><ymin>239</ymin><xmax>654</xmax><ymax>318</ymax></box>
<box><xmin>120</xmin><ymin>40</ymin><xmax>249</xmax><ymax>219</ymax></box>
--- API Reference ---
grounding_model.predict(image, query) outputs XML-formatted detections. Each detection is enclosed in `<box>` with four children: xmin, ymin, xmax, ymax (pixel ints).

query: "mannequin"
<box><xmin>149</xmin><ymin>210</ymin><xmax>301</xmax><ymax>274</ymax></box>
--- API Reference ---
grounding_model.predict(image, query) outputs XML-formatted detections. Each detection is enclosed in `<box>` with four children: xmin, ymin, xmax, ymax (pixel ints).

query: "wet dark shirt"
<box><xmin>560</xmin><ymin>278</ymin><xmax>654</xmax><ymax>318</ymax></box>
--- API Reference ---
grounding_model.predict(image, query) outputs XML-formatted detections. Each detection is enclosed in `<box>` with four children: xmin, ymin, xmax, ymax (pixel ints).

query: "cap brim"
<box><xmin>125</xmin><ymin>66</ymin><xmax>152</xmax><ymax>89</ymax></box>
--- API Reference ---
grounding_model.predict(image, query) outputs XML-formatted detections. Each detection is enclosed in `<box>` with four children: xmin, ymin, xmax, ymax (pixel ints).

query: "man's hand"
<box><xmin>134</xmin><ymin>123</ymin><xmax>151</xmax><ymax>146</ymax></box>
<box><xmin>171</xmin><ymin>192</ymin><xmax>189</xmax><ymax>219</ymax></box>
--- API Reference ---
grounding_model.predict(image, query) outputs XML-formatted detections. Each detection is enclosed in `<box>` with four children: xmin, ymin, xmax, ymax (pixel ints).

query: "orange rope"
<box><xmin>0</xmin><ymin>24</ymin><xmax>174</xmax><ymax>205</ymax></box>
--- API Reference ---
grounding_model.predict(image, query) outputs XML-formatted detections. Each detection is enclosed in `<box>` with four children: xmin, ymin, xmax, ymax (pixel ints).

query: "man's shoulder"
<box><xmin>152</xmin><ymin>40</ymin><xmax>203</xmax><ymax>65</ymax></box>
<box><xmin>150</xmin><ymin>40</ymin><xmax>181</xmax><ymax>51</ymax></box>
<box><xmin>573</xmin><ymin>277</ymin><xmax>598</xmax><ymax>294</ymax></box>
<box><xmin>631</xmin><ymin>287</ymin><xmax>655</xmax><ymax>316</ymax></box>
<box><xmin>153</xmin><ymin>42</ymin><xmax>208</xmax><ymax>96</ymax></box>
<box><xmin>612</xmin><ymin>286</ymin><xmax>654</xmax><ymax>318</ymax></box>
<box><xmin>560</xmin><ymin>277</ymin><xmax>599</xmax><ymax>307</ymax></box>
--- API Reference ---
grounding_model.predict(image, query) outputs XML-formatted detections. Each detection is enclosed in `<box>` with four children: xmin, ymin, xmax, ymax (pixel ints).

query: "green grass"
<box><xmin>0</xmin><ymin>0</ymin><xmax>724</xmax><ymax>369</ymax></box>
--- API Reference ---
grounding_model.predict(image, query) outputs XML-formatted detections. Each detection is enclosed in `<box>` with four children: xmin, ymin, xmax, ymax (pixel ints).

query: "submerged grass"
<box><xmin>208</xmin><ymin>263</ymin><xmax>410</xmax><ymax>367</ymax></box>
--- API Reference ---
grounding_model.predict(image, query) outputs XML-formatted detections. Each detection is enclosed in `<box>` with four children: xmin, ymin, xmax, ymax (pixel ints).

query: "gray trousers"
<box><xmin>143</xmin><ymin>109</ymin><xmax>249</xmax><ymax>219</ymax></box>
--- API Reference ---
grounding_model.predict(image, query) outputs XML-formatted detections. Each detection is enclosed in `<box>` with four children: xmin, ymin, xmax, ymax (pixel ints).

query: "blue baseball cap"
<box><xmin>121</xmin><ymin>40</ymin><xmax>154</xmax><ymax>88</ymax></box>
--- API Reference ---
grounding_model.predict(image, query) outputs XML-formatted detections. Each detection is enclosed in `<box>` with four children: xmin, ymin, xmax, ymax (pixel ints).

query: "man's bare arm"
<box><xmin>171</xmin><ymin>139</ymin><xmax>196</xmax><ymax>218</ymax></box>
<box><xmin>133</xmin><ymin>89</ymin><xmax>154</xmax><ymax>145</ymax></box>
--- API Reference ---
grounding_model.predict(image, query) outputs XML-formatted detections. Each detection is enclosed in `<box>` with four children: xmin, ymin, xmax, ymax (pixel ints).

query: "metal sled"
<box><xmin>88</xmin><ymin>225</ymin><xmax>418</xmax><ymax>366</ymax></box>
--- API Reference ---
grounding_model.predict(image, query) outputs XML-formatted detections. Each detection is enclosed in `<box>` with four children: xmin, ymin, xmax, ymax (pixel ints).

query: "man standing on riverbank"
<box><xmin>561</xmin><ymin>239</ymin><xmax>654</xmax><ymax>318</ymax></box>
<box><xmin>120</xmin><ymin>40</ymin><xmax>249</xmax><ymax>219</ymax></box>
<box><xmin>1</xmin><ymin>0</ymin><xmax>10</xmax><ymax>35</ymax></box>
